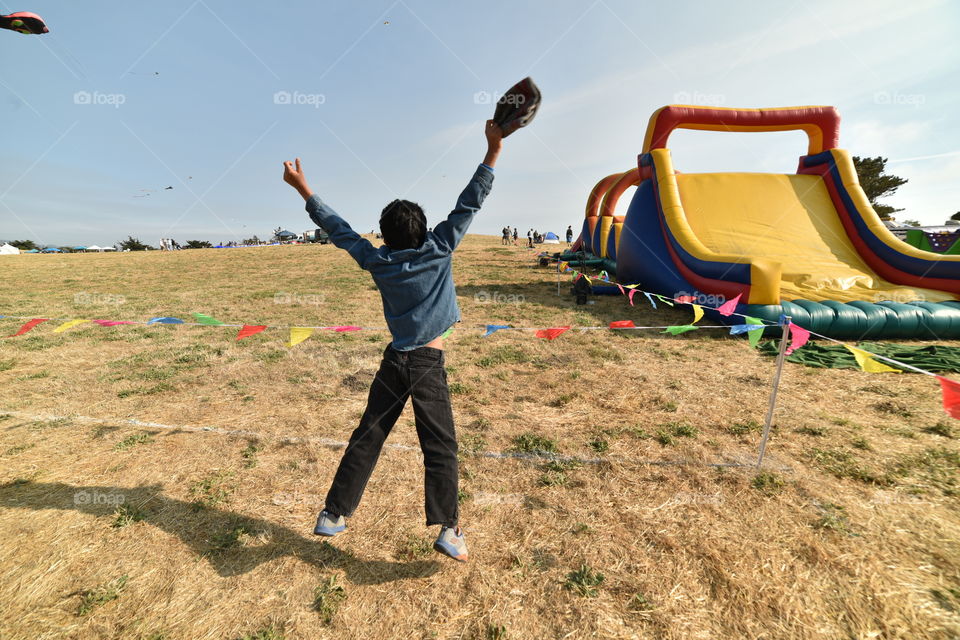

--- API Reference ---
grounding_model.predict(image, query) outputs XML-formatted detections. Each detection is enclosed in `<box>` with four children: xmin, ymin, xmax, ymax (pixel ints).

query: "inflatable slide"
<box><xmin>567</xmin><ymin>105</ymin><xmax>960</xmax><ymax>339</ymax></box>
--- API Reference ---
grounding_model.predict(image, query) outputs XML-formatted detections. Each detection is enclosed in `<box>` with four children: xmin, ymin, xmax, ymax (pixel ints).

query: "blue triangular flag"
<box><xmin>483</xmin><ymin>324</ymin><xmax>511</xmax><ymax>337</ymax></box>
<box><xmin>147</xmin><ymin>317</ymin><xmax>184</xmax><ymax>324</ymax></box>
<box><xmin>644</xmin><ymin>292</ymin><xmax>657</xmax><ymax>309</ymax></box>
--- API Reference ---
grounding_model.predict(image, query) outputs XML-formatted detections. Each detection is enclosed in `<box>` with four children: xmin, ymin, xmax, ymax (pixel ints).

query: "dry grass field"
<box><xmin>1</xmin><ymin>235</ymin><xmax>958</xmax><ymax>639</ymax></box>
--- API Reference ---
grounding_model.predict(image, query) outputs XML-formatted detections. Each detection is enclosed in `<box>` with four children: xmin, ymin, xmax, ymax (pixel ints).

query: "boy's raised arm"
<box><xmin>432</xmin><ymin>121</ymin><xmax>503</xmax><ymax>252</ymax></box>
<box><xmin>283</xmin><ymin>158</ymin><xmax>377</xmax><ymax>268</ymax></box>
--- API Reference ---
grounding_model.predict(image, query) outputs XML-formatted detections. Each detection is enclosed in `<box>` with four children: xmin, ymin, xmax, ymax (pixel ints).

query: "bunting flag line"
<box><xmin>845</xmin><ymin>345</ymin><xmax>902</xmax><ymax>373</ymax></box>
<box><xmin>286</xmin><ymin>327</ymin><xmax>314</xmax><ymax>348</ymax></box>
<box><xmin>535</xmin><ymin>326</ymin><xmax>570</xmax><ymax>341</ymax></box>
<box><xmin>193</xmin><ymin>312</ymin><xmax>224</xmax><ymax>326</ymax></box>
<box><xmin>53</xmin><ymin>319</ymin><xmax>87</xmax><ymax>333</ymax></box>
<box><xmin>6</xmin><ymin>318</ymin><xmax>48</xmax><ymax>338</ymax></box>
<box><xmin>236</xmin><ymin>324</ymin><xmax>268</xmax><ymax>340</ymax></box>
<box><xmin>937</xmin><ymin>376</ymin><xmax>960</xmax><ymax>419</ymax></box>
<box><xmin>609</xmin><ymin>320</ymin><xmax>635</xmax><ymax>329</ymax></box>
<box><xmin>663</xmin><ymin>325</ymin><xmax>698</xmax><ymax>335</ymax></box>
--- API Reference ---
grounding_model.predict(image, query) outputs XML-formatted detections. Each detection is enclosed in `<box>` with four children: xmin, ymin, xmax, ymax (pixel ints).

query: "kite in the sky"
<box><xmin>0</xmin><ymin>11</ymin><xmax>48</xmax><ymax>34</ymax></box>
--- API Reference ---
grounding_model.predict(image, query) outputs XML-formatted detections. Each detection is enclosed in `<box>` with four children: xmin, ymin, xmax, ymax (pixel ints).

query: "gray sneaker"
<box><xmin>433</xmin><ymin>526</ymin><xmax>468</xmax><ymax>562</ymax></box>
<box><xmin>313</xmin><ymin>510</ymin><xmax>346</xmax><ymax>537</ymax></box>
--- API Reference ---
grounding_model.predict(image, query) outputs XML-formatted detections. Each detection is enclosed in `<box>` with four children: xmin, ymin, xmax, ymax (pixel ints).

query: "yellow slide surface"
<box><xmin>676</xmin><ymin>173</ymin><xmax>953</xmax><ymax>303</ymax></box>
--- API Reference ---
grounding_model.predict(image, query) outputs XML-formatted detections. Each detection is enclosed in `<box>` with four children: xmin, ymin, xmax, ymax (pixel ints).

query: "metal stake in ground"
<box><xmin>756</xmin><ymin>316</ymin><xmax>792</xmax><ymax>470</ymax></box>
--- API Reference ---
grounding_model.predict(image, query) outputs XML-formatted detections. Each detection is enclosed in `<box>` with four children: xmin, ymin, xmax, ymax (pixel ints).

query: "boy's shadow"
<box><xmin>0</xmin><ymin>481</ymin><xmax>438</xmax><ymax>585</ymax></box>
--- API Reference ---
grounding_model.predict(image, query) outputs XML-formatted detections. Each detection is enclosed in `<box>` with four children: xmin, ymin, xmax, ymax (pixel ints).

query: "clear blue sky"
<box><xmin>1</xmin><ymin>0</ymin><xmax>958</xmax><ymax>247</ymax></box>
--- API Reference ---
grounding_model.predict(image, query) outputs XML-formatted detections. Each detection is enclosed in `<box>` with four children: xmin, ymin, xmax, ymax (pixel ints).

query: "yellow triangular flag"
<box><xmin>53</xmin><ymin>319</ymin><xmax>88</xmax><ymax>333</ymax></box>
<box><xmin>286</xmin><ymin>327</ymin><xmax>314</xmax><ymax>348</ymax></box>
<box><xmin>845</xmin><ymin>345</ymin><xmax>901</xmax><ymax>373</ymax></box>
<box><xmin>691</xmin><ymin>305</ymin><xmax>704</xmax><ymax>324</ymax></box>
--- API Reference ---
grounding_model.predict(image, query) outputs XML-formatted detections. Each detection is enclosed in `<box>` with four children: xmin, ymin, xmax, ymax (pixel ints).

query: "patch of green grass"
<box><xmin>190</xmin><ymin>471</ymin><xmax>235</xmax><ymax>510</ymax></box>
<box><xmin>4</xmin><ymin>442</ymin><xmax>35</xmax><ymax>456</ymax></box>
<box><xmin>459</xmin><ymin>433</ymin><xmax>487</xmax><ymax>456</ymax></box>
<box><xmin>795</xmin><ymin>426</ymin><xmax>828</xmax><ymax>437</ymax></box>
<box><xmin>255</xmin><ymin>349</ymin><xmax>286</xmax><ymax>364</ymax></box>
<box><xmin>664</xmin><ymin>421</ymin><xmax>698</xmax><ymax>438</ymax></box>
<box><xmin>511</xmin><ymin>434</ymin><xmax>558</xmax><ymax>455</ymax></box>
<box><xmin>241</xmin><ymin>440</ymin><xmax>263</xmax><ymax>468</ymax></box>
<box><xmin>588</xmin><ymin>437</ymin><xmax>609</xmax><ymax>454</ymax></box>
<box><xmin>571</xmin><ymin>522</ymin><xmax>593</xmax><ymax>535</ymax></box>
<box><xmin>850</xmin><ymin>436</ymin><xmax>871</xmax><ymax>450</ymax></box>
<box><xmin>312</xmin><ymin>576</ymin><xmax>346</xmax><ymax>625</ymax></box>
<box><xmin>887</xmin><ymin>447</ymin><xmax>960</xmax><ymax>496</ymax></box>
<box><xmin>486</xmin><ymin>624</ymin><xmax>508</xmax><ymax>640</ymax></box>
<box><xmin>208</xmin><ymin>523</ymin><xmax>250</xmax><ymax>554</ymax></box>
<box><xmin>476</xmin><ymin>345</ymin><xmax>530</xmax><ymax>368</ymax></box>
<box><xmin>539</xmin><ymin>470</ymin><xmax>569</xmax><ymax>486</ymax></box>
<box><xmin>231</xmin><ymin>625</ymin><xmax>285</xmax><ymax>640</ymax></box>
<box><xmin>655</xmin><ymin>430</ymin><xmax>675</xmax><ymax>446</ymax></box>
<box><xmin>564</xmin><ymin>564</ymin><xmax>604</xmax><ymax>597</ymax></box>
<box><xmin>111</xmin><ymin>504</ymin><xmax>145</xmax><ymax>528</ymax></box>
<box><xmin>458</xmin><ymin>488</ymin><xmax>472</xmax><ymax>503</ymax></box>
<box><xmin>0</xmin><ymin>359</ymin><xmax>16</xmax><ymax>372</ymax></box>
<box><xmin>922</xmin><ymin>421</ymin><xmax>954</xmax><ymax>438</ymax></box>
<box><xmin>77</xmin><ymin>575</ymin><xmax>128</xmax><ymax>616</ymax></box>
<box><xmin>810</xmin><ymin>448</ymin><xmax>884</xmax><ymax>484</ymax></box>
<box><xmin>751</xmin><ymin>472</ymin><xmax>785</xmax><ymax>495</ymax></box>
<box><xmin>812</xmin><ymin>502</ymin><xmax>853</xmax><ymax>534</ymax></box>
<box><xmin>873</xmin><ymin>401</ymin><xmax>913</xmax><ymax>419</ymax></box>
<box><xmin>652</xmin><ymin>397</ymin><xmax>678</xmax><ymax>412</ymax></box>
<box><xmin>448</xmin><ymin>382</ymin><xmax>472</xmax><ymax>395</ymax></box>
<box><xmin>726</xmin><ymin>420</ymin><xmax>763</xmax><ymax>436</ymax></box>
<box><xmin>550</xmin><ymin>393</ymin><xmax>577</xmax><ymax>408</ymax></box>
<box><xmin>114</xmin><ymin>432</ymin><xmax>154</xmax><ymax>451</ymax></box>
<box><xmin>395</xmin><ymin>532</ymin><xmax>432</xmax><ymax>561</ymax></box>
<box><xmin>628</xmin><ymin>592</ymin><xmax>655</xmax><ymax>612</ymax></box>
<box><xmin>15</xmin><ymin>370</ymin><xmax>49</xmax><ymax>381</ymax></box>
<box><xmin>117</xmin><ymin>382</ymin><xmax>174</xmax><ymax>398</ymax></box>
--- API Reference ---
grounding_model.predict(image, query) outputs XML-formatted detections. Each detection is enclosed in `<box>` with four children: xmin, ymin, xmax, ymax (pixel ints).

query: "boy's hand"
<box><xmin>483</xmin><ymin>120</ymin><xmax>502</xmax><ymax>168</ymax></box>
<box><xmin>283</xmin><ymin>157</ymin><xmax>314</xmax><ymax>200</ymax></box>
<box><xmin>485</xmin><ymin>120</ymin><xmax>503</xmax><ymax>149</ymax></box>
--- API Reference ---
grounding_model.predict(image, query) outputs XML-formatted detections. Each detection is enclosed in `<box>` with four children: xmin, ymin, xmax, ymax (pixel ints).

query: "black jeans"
<box><xmin>324</xmin><ymin>345</ymin><xmax>459</xmax><ymax>527</ymax></box>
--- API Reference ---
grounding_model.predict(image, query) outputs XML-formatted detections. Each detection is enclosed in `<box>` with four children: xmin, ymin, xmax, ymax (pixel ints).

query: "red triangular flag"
<box><xmin>628</xmin><ymin>289</ymin><xmax>639</xmax><ymax>306</ymax></box>
<box><xmin>675</xmin><ymin>295</ymin><xmax>695</xmax><ymax>304</ymax></box>
<box><xmin>7</xmin><ymin>318</ymin><xmax>48</xmax><ymax>338</ymax></box>
<box><xmin>236</xmin><ymin>324</ymin><xmax>268</xmax><ymax>340</ymax></box>
<box><xmin>609</xmin><ymin>320</ymin><xmax>635</xmax><ymax>329</ymax></box>
<box><xmin>937</xmin><ymin>376</ymin><xmax>960</xmax><ymax>419</ymax></box>
<box><xmin>717</xmin><ymin>293</ymin><xmax>742</xmax><ymax>316</ymax></box>
<box><xmin>535</xmin><ymin>326</ymin><xmax>570</xmax><ymax>341</ymax></box>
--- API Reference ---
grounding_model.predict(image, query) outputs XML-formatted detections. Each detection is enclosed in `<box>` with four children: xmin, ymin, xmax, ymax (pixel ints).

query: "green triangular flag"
<box><xmin>744</xmin><ymin>316</ymin><xmax>765</xmax><ymax>348</ymax></box>
<box><xmin>192</xmin><ymin>312</ymin><xmax>224</xmax><ymax>326</ymax></box>
<box><xmin>655</xmin><ymin>294</ymin><xmax>675</xmax><ymax>307</ymax></box>
<box><xmin>663</xmin><ymin>325</ymin><xmax>698</xmax><ymax>335</ymax></box>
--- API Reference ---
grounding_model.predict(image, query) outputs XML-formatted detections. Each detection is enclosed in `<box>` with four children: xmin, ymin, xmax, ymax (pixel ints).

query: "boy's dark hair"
<box><xmin>380</xmin><ymin>199</ymin><xmax>426</xmax><ymax>250</ymax></box>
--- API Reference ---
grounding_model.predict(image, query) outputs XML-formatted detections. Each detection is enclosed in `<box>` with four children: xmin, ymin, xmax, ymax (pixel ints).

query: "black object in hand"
<box><xmin>492</xmin><ymin>77</ymin><xmax>541</xmax><ymax>137</ymax></box>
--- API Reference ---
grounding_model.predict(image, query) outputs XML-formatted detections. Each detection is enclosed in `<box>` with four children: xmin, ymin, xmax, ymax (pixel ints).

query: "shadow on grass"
<box><xmin>0</xmin><ymin>481</ymin><xmax>439</xmax><ymax>585</ymax></box>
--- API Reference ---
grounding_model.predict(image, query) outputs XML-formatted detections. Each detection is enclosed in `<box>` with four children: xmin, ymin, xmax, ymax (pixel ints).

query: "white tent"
<box><xmin>85</xmin><ymin>245</ymin><xmax>102</xmax><ymax>252</ymax></box>
<box><xmin>0</xmin><ymin>243</ymin><xmax>20</xmax><ymax>255</ymax></box>
<box><xmin>102</xmin><ymin>246</ymin><xmax>117</xmax><ymax>251</ymax></box>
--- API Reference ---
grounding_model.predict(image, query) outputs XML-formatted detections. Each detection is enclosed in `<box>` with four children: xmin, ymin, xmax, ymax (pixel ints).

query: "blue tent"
<box><xmin>73</xmin><ymin>246</ymin><xmax>87</xmax><ymax>251</ymax></box>
<box><xmin>42</xmin><ymin>247</ymin><xmax>61</xmax><ymax>252</ymax></box>
<box><xmin>25</xmin><ymin>249</ymin><xmax>40</xmax><ymax>253</ymax></box>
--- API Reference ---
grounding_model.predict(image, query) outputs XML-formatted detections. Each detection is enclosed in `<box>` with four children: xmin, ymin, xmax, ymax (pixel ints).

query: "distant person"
<box><xmin>282</xmin><ymin>119</ymin><xmax>505</xmax><ymax>563</ymax></box>
<box><xmin>512</xmin><ymin>227</ymin><xmax>518</xmax><ymax>245</ymax></box>
<box><xmin>566</xmin><ymin>225</ymin><xmax>573</xmax><ymax>245</ymax></box>
<box><xmin>501</xmin><ymin>226</ymin><xmax>510</xmax><ymax>245</ymax></box>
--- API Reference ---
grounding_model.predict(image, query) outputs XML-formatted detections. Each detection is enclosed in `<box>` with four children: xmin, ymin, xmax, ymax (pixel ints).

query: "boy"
<box><xmin>281</xmin><ymin>119</ymin><xmax>504</xmax><ymax>562</ymax></box>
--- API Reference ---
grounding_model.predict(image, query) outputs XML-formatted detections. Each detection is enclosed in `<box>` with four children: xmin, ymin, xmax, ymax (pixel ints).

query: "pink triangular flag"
<box><xmin>627</xmin><ymin>289</ymin><xmax>639</xmax><ymax>306</ymax></box>
<box><xmin>92</xmin><ymin>319</ymin><xmax>138</xmax><ymax>327</ymax></box>
<box><xmin>328</xmin><ymin>325</ymin><xmax>362</xmax><ymax>332</ymax></box>
<box><xmin>717</xmin><ymin>293</ymin><xmax>742</xmax><ymax>316</ymax></box>
<box><xmin>785</xmin><ymin>322</ymin><xmax>810</xmax><ymax>355</ymax></box>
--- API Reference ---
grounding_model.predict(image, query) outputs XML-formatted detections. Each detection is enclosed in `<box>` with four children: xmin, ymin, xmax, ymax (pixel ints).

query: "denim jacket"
<box><xmin>305</xmin><ymin>164</ymin><xmax>494</xmax><ymax>350</ymax></box>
